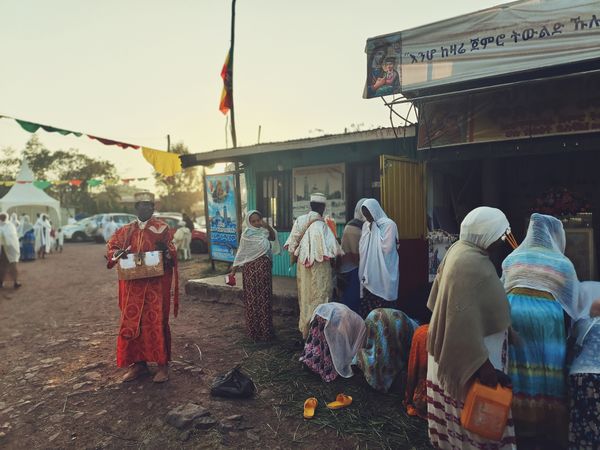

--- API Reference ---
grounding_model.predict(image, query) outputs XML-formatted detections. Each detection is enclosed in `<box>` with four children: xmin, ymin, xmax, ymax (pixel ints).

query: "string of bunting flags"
<box><xmin>0</xmin><ymin>115</ymin><xmax>183</xmax><ymax>177</ymax></box>
<box><xmin>0</xmin><ymin>177</ymin><xmax>151</xmax><ymax>189</ymax></box>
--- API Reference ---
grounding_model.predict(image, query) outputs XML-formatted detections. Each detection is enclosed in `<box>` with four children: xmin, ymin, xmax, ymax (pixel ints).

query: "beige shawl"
<box><xmin>427</xmin><ymin>240</ymin><xmax>510</xmax><ymax>399</ymax></box>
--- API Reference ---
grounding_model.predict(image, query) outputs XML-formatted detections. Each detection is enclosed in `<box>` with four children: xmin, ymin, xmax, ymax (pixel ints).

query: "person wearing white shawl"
<box><xmin>358</xmin><ymin>198</ymin><xmax>399</xmax><ymax>318</ymax></box>
<box><xmin>0</xmin><ymin>212</ymin><xmax>22</xmax><ymax>288</ymax></box>
<box><xmin>230</xmin><ymin>210</ymin><xmax>279</xmax><ymax>341</ymax></box>
<box><xmin>285</xmin><ymin>193</ymin><xmax>342</xmax><ymax>338</ymax></box>
<box><xmin>568</xmin><ymin>281</ymin><xmax>600</xmax><ymax>448</ymax></box>
<box><xmin>501</xmin><ymin>213</ymin><xmax>577</xmax><ymax>446</ymax></box>
<box><xmin>10</xmin><ymin>213</ymin><xmax>20</xmax><ymax>230</ymax></box>
<box><xmin>18</xmin><ymin>215</ymin><xmax>35</xmax><ymax>261</ymax></box>
<box><xmin>299</xmin><ymin>302</ymin><xmax>366</xmax><ymax>382</ymax></box>
<box><xmin>426</xmin><ymin>206</ymin><xmax>515</xmax><ymax>450</ymax></box>
<box><xmin>34</xmin><ymin>214</ymin><xmax>51</xmax><ymax>259</ymax></box>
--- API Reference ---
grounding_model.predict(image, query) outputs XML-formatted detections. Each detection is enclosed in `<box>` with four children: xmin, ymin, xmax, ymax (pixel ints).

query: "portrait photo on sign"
<box><xmin>205</xmin><ymin>174</ymin><xmax>238</xmax><ymax>262</ymax></box>
<box><xmin>364</xmin><ymin>36</ymin><xmax>402</xmax><ymax>99</ymax></box>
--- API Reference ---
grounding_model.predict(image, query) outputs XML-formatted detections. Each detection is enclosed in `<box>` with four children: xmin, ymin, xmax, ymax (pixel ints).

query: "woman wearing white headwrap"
<box><xmin>358</xmin><ymin>198</ymin><xmax>399</xmax><ymax>318</ymax></box>
<box><xmin>18</xmin><ymin>215</ymin><xmax>35</xmax><ymax>261</ymax></box>
<box><xmin>426</xmin><ymin>206</ymin><xmax>516</xmax><ymax>450</ymax></box>
<box><xmin>230</xmin><ymin>210</ymin><xmax>279</xmax><ymax>341</ymax></box>
<box><xmin>338</xmin><ymin>198</ymin><xmax>367</xmax><ymax>313</ymax></box>
<box><xmin>501</xmin><ymin>213</ymin><xmax>577</xmax><ymax>447</ymax></box>
<box><xmin>0</xmin><ymin>212</ymin><xmax>22</xmax><ymax>288</ymax></box>
<box><xmin>568</xmin><ymin>281</ymin><xmax>600</xmax><ymax>448</ymax></box>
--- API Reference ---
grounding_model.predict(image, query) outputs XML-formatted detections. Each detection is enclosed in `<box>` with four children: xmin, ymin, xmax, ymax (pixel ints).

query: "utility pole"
<box><xmin>167</xmin><ymin>134</ymin><xmax>171</xmax><ymax>152</ymax></box>
<box><xmin>229</xmin><ymin>0</ymin><xmax>237</xmax><ymax>148</ymax></box>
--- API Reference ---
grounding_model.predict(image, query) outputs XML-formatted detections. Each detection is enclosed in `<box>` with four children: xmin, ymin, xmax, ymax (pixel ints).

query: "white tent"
<box><xmin>0</xmin><ymin>159</ymin><xmax>61</xmax><ymax>225</ymax></box>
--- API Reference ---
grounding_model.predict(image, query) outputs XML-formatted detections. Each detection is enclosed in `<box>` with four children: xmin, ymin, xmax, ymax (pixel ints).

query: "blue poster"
<box><xmin>206</xmin><ymin>174</ymin><xmax>238</xmax><ymax>262</ymax></box>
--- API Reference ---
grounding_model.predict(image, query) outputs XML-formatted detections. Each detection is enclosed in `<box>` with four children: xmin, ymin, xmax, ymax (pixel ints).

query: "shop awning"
<box><xmin>364</xmin><ymin>0</ymin><xmax>600</xmax><ymax>98</ymax></box>
<box><xmin>181</xmin><ymin>127</ymin><xmax>414</xmax><ymax>168</ymax></box>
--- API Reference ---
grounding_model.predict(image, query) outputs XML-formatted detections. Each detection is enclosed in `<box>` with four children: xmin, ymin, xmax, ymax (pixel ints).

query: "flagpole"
<box><xmin>229</xmin><ymin>0</ymin><xmax>238</xmax><ymax>148</ymax></box>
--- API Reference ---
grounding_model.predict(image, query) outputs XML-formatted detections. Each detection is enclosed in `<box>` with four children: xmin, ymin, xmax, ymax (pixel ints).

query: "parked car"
<box><xmin>153</xmin><ymin>213</ymin><xmax>208</xmax><ymax>254</ymax></box>
<box><xmin>63</xmin><ymin>216</ymin><xmax>99</xmax><ymax>242</ymax></box>
<box><xmin>86</xmin><ymin>213</ymin><xmax>137</xmax><ymax>243</ymax></box>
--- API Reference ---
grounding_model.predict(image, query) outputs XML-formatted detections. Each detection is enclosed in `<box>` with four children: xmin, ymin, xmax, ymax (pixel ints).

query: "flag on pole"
<box><xmin>219</xmin><ymin>48</ymin><xmax>233</xmax><ymax>115</ymax></box>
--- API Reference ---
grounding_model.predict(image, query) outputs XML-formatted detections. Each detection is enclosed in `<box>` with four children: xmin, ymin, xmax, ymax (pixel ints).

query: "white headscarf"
<box><xmin>502</xmin><ymin>213</ymin><xmax>578</xmax><ymax>318</ymax></box>
<box><xmin>459</xmin><ymin>206</ymin><xmax>510</xmax><ymax>250</ymax></box>
<box><xmin>18</xmin><ymin>215</ymin><xmax>33</xmax><ymax>237</ymax></box>
<box><xmin>310</xmin><ymin>302</ymin><xmax>366</xmax><ymax>378</ymax></box>
<box><xmin>10</xmin><ymin>213</ymin><xmax>19</xmax><ymax>229</ymax></box>
<box><xmin>358</xmin><ymin>198</ymin><xmax>399</xmax><ymax>301</ymax></box>
<box><xmin>233</xmin><ymin>210</ymin><xmax>279</xmax><ymax>268</ymax></box>
<box><xmin>0</xmin><ymin>213</ymin><xmax>21</xmax><ymax>263</ymax></box>
<box><xmin>354</xmin><ymin>198</ymin><xmax>368</xmax><ymax>222</ymax></box>
<box><xmin>572</xmin><ymin>282</ymin><xmax>600</xmax><ymax>346</ymax></box>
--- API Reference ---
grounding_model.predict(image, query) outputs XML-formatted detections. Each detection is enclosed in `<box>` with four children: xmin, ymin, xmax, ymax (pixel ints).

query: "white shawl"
<box><xmin>284</xmin><ymin>211</ymin><xmax>341</xmax><ymax>268</ymax></box>
<box><xmin>359</xmin><ymin>199</ymin><xmax>399</xmax><ymax>301</ymax></box>
<box><xmin>311</xmin><ymin>302</ymin><xmax>366</xmax><ymax>378</ymax></box>
<box><xmin>233</xmin><ymin>210</ymin><xmax>280</xmax><ymax>268</ymax></box>
<box><xmin>0</xmin><ymin>218</ymin><xmax>21</xmax><ymax>263</ymax></box>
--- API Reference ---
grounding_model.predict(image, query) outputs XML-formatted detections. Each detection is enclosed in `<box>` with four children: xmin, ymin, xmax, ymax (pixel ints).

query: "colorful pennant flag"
<box><xmin>1</xmin><ymin>115</ymin><xmax>184</xmax><ymax>177</ymax></box>
<box><xmin>219</xmin><ymin>48</ymin><xmax>233</xmax><ymax>115</ymax></box>
<box><xmin>33</xmin><ymin>180</ymin><xmax>52</xmax><ymax>190</ymax></box>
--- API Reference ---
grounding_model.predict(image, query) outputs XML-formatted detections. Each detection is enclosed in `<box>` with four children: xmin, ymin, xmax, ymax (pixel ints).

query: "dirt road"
<box><xmin>0</xmin><ymin>244</ymin><xmax>339</xmax><ymax>449</ymax></box>
<box><xmin>0</xmin><ymin>243</ymin><xmax>428</xmax><ymax>450</ymax></box>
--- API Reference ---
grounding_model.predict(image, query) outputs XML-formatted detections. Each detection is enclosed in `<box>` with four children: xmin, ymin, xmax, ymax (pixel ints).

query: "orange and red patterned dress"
<box><xmin>106</xmin><ymin>218</ymin><xmax>178</xmax><ymax>367</ymax></box>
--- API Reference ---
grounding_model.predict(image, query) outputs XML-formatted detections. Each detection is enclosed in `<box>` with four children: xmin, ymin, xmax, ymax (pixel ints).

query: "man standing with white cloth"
<box><xmin>285</xmin><ymin>193</ymin><xmax>342</xmax><ymax>338</ymax></box>
<box><xmin>0</xmin><ymin>213</ymin><xmax>22</xmax><ymax>289</ymax></box>
<box><xmin>358</xmin><ymin>198</ymin><xmax>399</xmax><ymax>318</ymax></box>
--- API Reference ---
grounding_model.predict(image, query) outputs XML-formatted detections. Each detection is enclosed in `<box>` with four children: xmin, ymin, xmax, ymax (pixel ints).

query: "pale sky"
<box><xmin>0</xmin><ymin>0</ymin><xmax>510</xmax><ymax>181</ymax></box>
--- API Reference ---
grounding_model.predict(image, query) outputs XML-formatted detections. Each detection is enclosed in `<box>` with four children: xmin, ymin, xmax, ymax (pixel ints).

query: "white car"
<box><xmin>89</xmin><ymin>213</ymin><xmax>137</xmax><ymax>243</ymax></box>
<box><xmin>62</xmin><ymin>216</ymin><xmax>100</xmax><ymax>242</ymax></box>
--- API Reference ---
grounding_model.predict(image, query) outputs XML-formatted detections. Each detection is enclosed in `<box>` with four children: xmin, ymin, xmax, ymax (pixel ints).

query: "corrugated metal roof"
<box><xmin>181</xmin><ymin>126</ymin><xmax>415</xmax><ymax>167</ymax></box>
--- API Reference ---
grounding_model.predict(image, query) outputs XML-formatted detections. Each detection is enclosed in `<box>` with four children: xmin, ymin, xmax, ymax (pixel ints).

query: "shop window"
<box><xmin>257</xmin><ymin>171</ymin><xmax>293</xmax><ymax>230</ymax></box>
<box><xmin>347</xmin><ymin>162</ymin><xmax>380</xmax><ymax>221</ymax></box>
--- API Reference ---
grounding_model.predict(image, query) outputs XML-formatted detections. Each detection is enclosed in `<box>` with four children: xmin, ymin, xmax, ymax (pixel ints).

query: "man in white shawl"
<box><xmin>358</xmin><ymin>198</ymin><xmax>399</xmax><ymax>318</ymax></box>
<box><xmin>34</xmin><ymin>214</ymin><xmax>51</xmax><ymax>259</ymax></box>
<box><xmin>285</xmin><ymin>194</ymin><xmax>342</xmax><ymax>338</ymax></box>
<box><xmin>173</xmin><ymin>221</ymin><xmax>192</xmax><ymax>261</ymax></box>
<box><xmin>102</xmin><ymin>217</ymin><xmax>119</xmax><ymax>243</ymax></box>
<box><xmin>0</xmin><ymin>213</ymin><xmax>22</xmax><ymax>288</ymax></box>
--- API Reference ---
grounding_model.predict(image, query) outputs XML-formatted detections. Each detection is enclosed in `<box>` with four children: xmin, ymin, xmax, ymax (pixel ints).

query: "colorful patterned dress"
<box><xmin>106</xmin><ymin>219</ymin><xmax>178</xmax><ymax>368</ymax></box>
<box><xmin>355</xmin><ymin>308</ymin><xmax>417</xmax><ymax>392</ymax></box>
<box><xmin>242</xmin><ymin>255</ymin><xmax>274</xmax><ymax>341</ymax></box>
<box><xmin>299</xmin><ymin>316</ymin><xmax>338</xmax><ymax>382</ymax></box>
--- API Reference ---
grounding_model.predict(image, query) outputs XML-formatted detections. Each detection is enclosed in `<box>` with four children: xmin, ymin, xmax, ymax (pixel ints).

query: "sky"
<box><xmin>0</xmin><ymin>0</ymin><xmax>511</xmax><ymax>183</ymax></box>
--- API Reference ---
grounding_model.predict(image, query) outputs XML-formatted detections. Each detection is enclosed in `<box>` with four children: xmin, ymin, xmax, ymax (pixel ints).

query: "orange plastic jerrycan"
<box><xmin>460</xmin><ymin>380</ymin><xmax>513</xmax><ymax>441</ymax></box>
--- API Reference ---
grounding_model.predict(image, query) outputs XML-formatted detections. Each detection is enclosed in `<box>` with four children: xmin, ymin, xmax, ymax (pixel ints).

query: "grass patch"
<box><xmin>240</xmin><ymin>327</ymin><xmax>431</xmax><ymax>450</ymax></box>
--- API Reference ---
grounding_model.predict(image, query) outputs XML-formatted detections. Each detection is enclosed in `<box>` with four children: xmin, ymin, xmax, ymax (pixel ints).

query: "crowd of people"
<box><xmin>100</xmin><ymin>190</ymin><xmax>599</xmax><ymax>449</ymax></box>
<box><xmin>0</xmin><ymin>212</ymin><xmax>64</xmax><ymax>289</ymax></box>
<box><xmin>228</xmin><ymin>196</ymin><xmax>600</xmax><ymax>450</ymax></box>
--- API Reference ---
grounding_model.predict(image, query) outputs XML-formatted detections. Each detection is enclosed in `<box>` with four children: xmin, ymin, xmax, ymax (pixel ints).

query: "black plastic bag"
<box><xmin>210</xmin><ymin>366</ymin><xmax>256</xmax><ymax>399</ymax></box>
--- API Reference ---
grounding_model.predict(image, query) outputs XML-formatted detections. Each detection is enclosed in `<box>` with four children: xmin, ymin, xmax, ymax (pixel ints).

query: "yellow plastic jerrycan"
<box><xmin>460</xmin><ymin>380</ymin><xmax>513</xmax><ymax>441</ymax></box>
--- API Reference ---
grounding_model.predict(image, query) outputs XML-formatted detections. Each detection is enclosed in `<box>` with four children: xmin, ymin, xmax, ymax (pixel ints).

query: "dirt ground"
<box><xmin>0</xmin><ymin>243</ymin><xmax>428</xmax><ymax>450</ymax></box>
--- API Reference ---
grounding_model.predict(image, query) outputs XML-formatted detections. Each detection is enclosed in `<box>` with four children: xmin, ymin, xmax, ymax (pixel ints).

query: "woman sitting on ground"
<box><xmin>502</xmin><ymin>213</ymin><xmax>578</xmax><ymax>448</ymax></box>
<box><xmin>300</xmin><ymin>302</ymin><xmax>366</xmax><ymax>382</ymax></box>
<box><xmin>355</xmin><ymin>308</ymin><xmax>418</xmax><ymax>393</ymax></box>
<box><xmin>229</xmin><ymin>210</ymin><xmax>279</xmax><ymax>341</ymax></box>
<box><xmin>427</xmin><ymin>206</ymin><xmax>516</xmax><ymax>450</ymax></box>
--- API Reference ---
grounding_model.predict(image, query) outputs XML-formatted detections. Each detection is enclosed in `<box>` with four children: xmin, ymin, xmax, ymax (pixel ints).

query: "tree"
<box><xmin>154</xmin><ymin>142</ymin><xmax>203</xmax><ymax>214</ymax></box>
<box><xmin>0</xmin><ymin>147</ymin><xmax>21</xmax><ymax>198</ymax></box>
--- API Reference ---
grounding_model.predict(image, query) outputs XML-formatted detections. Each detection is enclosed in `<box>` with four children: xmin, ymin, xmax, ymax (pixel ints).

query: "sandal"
<box><xmin>326</xmin><ymin>393</ymin><xmax>352</xmax><ymax>410</ymax></box>
<box><xmin>122</xmin><ymin>362</ymin><xmax>149</xmax><ymax>382</ymax></box>
<box><xmin>303</xmin><ymin>397</ymin><xmax>318</xmax><ymax>419</ymax></box>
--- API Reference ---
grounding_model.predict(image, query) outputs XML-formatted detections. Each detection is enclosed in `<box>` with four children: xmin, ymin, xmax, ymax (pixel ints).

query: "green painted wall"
<box><xmin>240</xmin><ymin>136</ymin><xmax>415</xmax><ymax>277</ymax></box>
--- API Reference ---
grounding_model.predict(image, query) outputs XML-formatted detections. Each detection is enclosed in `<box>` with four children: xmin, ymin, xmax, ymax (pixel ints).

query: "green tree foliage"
<box><xmin>154</xmin><ymin>142</ymin><xmax>203</xmax><ymax>214</ymax></box>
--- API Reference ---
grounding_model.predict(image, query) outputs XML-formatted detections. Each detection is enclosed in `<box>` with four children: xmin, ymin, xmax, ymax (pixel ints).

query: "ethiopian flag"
<box><xmin>219</xmin><ymin>48</ymin><xmax>233</xmax><ymax>115</ymax></box>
